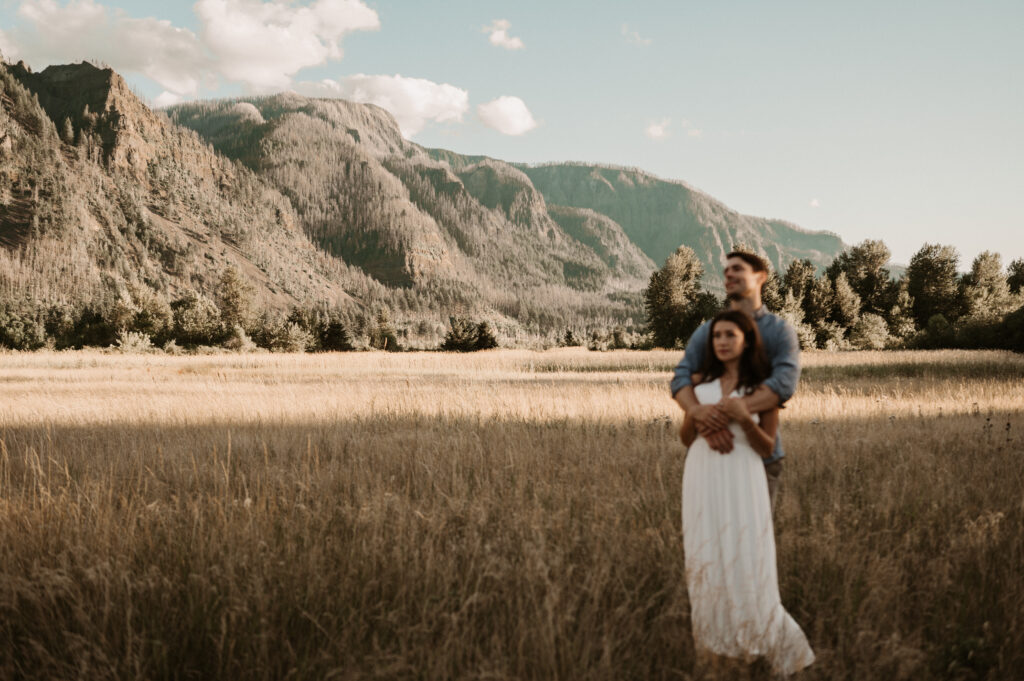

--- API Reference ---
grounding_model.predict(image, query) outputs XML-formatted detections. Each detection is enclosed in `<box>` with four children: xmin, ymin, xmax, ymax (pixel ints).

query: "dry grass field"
<box><xmin>1</xmin><ymin>348</ymin><xmax>1022</xmax><ymax>680</ymax></box>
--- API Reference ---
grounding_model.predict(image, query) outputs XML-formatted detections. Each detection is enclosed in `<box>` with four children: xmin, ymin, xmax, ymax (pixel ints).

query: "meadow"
<box><xmin>0</xmin><ymin>348</ymin><xmax>1022</xmax><ymax>680</ymax></box>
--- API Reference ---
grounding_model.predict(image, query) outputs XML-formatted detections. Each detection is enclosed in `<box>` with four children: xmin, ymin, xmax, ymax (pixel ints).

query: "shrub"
<box><xmin>224</xmin><ymin>325</ymin><xmax>257</xmax><ymax>352</ymax></box>
<box><xmin>172</xmin><ymin>293</ymin><xmax>224</xmax><ymax>346</ymax></box>
<box><xmin>849</xmin><ymin>313</ymin><xmax>890</xmax><ymax>350</ymax></box>
<box><xmin>0</xmin><ymin>301</ymin><xmax>46</xmax><ymax>350</ymax></box>
<box><xmin>115</xmin><ymin>330</ymin><xmax>153</xmax><ymax>354</ymax></box>
<box><xmin>273</xmin><ymin>322</ymin><xmax>313</xmax><ymax>353</ymax></box>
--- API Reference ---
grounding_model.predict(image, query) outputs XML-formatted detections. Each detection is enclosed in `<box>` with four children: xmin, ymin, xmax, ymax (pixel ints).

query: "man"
<box><xmin>671</xmin><ymin>251</ymin><xmax>800</xmax><ymax>508</ymax></box>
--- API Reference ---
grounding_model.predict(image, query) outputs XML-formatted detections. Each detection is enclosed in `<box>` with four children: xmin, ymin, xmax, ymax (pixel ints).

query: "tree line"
<box><xmin>644</xmin><ymin>240</ymin><xmax>1024</xmax><ymax>352</ymax></box>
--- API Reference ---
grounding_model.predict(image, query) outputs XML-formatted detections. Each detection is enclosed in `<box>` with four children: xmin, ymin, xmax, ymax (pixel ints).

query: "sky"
<box><xmin>1</xmin><ymin>0</ymin><xmax>1021</xmax><ymax>267</ymax></box>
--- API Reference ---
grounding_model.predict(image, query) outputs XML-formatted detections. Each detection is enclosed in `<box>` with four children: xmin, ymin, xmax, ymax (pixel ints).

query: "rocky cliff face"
<box><xmin>0</xmin><ymin>61</ymin><xmax>373</xmax><ymax>310</ymax></box>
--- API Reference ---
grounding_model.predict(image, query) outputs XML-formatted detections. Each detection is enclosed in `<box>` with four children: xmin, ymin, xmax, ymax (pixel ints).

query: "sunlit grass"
<box><xmin>0</xmin><ymin>348</ymin><xmax>1021</xmax><ymax>680</ymax></box>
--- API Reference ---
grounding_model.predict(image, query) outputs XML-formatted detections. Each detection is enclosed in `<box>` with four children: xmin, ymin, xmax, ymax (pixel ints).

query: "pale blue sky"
<box><xmin>2</xmin><ymin>0</ymin><xmax>1021</xmax><ymax>266</ymax></box>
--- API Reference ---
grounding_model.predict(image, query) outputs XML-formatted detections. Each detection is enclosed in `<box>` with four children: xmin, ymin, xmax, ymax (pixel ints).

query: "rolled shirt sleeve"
<box><xmin>670</xmin><ymin>321</ymin><xmax>710</xmax><ymax>398</ymax></box>
<box><xmin>761</xmin><ymin>319</ymin><xmax>801</xmax><ymax>406</ymax></box>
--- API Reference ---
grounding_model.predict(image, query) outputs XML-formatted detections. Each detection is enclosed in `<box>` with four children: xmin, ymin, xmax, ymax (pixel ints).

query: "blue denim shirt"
<box><xmin>670</xmin><ymin>307</ymin><xmax>801</xmax><ymax>464</ymax></box>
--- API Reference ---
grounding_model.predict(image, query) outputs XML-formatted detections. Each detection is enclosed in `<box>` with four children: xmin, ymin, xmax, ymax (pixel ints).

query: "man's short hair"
<box><xmin>726</xmin><ymin>250</ymin><xmax>769</xmax><ymax>273</ymax></box>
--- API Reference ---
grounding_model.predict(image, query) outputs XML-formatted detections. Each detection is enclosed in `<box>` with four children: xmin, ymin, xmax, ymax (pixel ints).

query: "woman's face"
<box><xmin>712</xmin><ymin>320</ymin><xmax>746</xmax><ymax>363</ymax></box>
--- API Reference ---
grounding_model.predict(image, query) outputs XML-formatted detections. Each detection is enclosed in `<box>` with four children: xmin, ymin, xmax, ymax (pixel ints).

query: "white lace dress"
<box><xmin>682</xmin><ymin>378</ymin><xmax>814</xmax><ymax>675</ymax></box>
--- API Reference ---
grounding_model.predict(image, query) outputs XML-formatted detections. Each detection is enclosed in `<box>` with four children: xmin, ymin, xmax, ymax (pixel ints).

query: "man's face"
<box><xmin>723</xmin><ymin>257</ymin><xmax>766</xmax><ymax>300</ymax></box>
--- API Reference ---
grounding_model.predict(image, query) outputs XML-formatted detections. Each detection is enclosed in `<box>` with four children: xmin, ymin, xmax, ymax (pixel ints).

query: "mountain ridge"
<box><xmin>2</xmin><ymin>59</ymin><xmax>848</xmax><ymax>344</ymax></box>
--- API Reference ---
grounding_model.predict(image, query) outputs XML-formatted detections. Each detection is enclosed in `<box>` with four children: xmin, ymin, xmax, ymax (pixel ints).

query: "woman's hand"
<box><xmin>719</xmin><ymin>397</ymin><xmax>750</xmax><ymax>421</ymax></box>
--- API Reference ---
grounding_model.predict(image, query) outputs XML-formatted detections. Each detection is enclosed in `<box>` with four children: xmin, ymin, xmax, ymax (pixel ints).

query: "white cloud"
<box><xmin>5</xmin><ymin>0</ymin><xmax>380</xmax><ymax>98</ymax></box>
<box><xmin>483</xmin><ymin>19</ymin><xmax>524</xmax><ymax>50</ymax></box>
<box><xmin>295</xmin><ymin>74</ymin><xmax>469</xmax><ymax>136</ymax></box>
<box><xmin>810</xmin><ymin>198</ymin><xmax>821</xmax><ymax>208</ymax></box>
<box><xmin>152</xmin><ymin>91</ymin><xmax>182</xmax><ymax>108</ymax></box>
<box><xmin>477</xmin><ymin>96</ymin><xmax>537</xmax><ymax>135</ymax></box>
<box><xmin>687</xmin><ymin>128</ymin><xmax>703</xmax><ymax>138</ymax></box>
<box><xmin>645</xmin><ymin>118</ymin><xmax>670</xmax><ymax>139</ymax></box>
<box><xmin>196</xmin><ymin>0</ymin><xmax>379</xmax><ymax>91</ymax></box>
<box><xmin>621</xmin><ymin>24</ymin><xmax>652</xmax><ymax>47</ymax></box>
<box><xmin>11</xmin><ymin>0</ymin><xmax>208</xmax><ymax>95</ymax></box>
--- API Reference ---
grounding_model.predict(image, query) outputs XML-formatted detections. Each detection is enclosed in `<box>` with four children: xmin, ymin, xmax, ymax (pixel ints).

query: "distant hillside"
<box><xmin>517</xmin><ymin>164</ymin><xmax>845</xmax><ymax>289</ymax></box>
<box><xmin>2</xmin><ymin>59</ymin><xmax>851</xmax><ymax>344</ymax></box>
<box><xmin>168</xmin><ymin>95</ymin><xmax>653</xmax><ymax>332</ymax></box>
<box><xmin>0</xmin><ymin>60</ymin><xmax>375</xmax><ymax>313</ymax></box>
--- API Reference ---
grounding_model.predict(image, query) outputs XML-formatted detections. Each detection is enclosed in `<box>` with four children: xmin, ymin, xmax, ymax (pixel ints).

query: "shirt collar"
<box><xmin>751</xmin><ymin>305</ymin><xmax>767</xmax><ymax>320</ymax></box>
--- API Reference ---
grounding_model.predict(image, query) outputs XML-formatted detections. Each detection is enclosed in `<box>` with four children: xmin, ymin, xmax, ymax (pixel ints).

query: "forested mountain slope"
<box><xmin>2</xmin><ymin>59</ymin><xmax>846</xmax><ymax>344</ymax></box>
<box><xmin>168</xmin><ymin>95</ymin><xmax>653</xmax><ymax>331</ymax></box>
<box><xmin>0</xmin><ymin>60</ymin><xmax>377</xmax><ymax>313</ymax></box>
<box><xmin>518</xmin><ymin>163</ymin><xmax>844</xmax><ymax>288</ymax></box>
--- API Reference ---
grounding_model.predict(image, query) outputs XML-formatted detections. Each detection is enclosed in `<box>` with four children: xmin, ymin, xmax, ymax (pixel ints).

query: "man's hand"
<box><xmin>719</xmin><ymin>397</ymin><xmax>750</xmax><ymax>421</ymax></box>
<box><xmin>691</xmin><ymin>403</ymin><xmax>730</xmax><ymax>431</ymax></box>
<box><xmin>703</xmin><ymin>428</ymin><xmax>735</xmax><ymax>453</ymax></box>
<box><xmin>690</xmin><ymin>403</ymin><xmax>735</xmax><ymax>453</ymax></box>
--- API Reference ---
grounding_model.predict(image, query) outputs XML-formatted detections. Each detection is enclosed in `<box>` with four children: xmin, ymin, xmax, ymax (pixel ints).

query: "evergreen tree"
<box><xmin>61</xmin><ymin>116</ymin><xmax>74</xmax><ymax>144</ymax></box>
<box><xmin>762</xmin><ymin>270</ymin><xmax>784</xmax><ymax>312</ymax></box>
<box><xmin>474</xmin><ymin>321</ymin><xmax>499</xmax><ymax>350</ymax></box>
<box><xmin>830</xmin><ymin>271</ymin><xmax>862</xmax><ymax>328</ymax></box>
<box><xmin>318</xmin><ymin>316</ymin><xmax>354</xmax><ymax>351</ymax></box>
<box><xmin>562</xmin><ymin>328</ymin><xmax>580</xmax><ymax>347</ymax></box>
<box><xmin>906</xmin><ymin>243</ymin><xmax>961</xmax><ymax>328</ymax></box>
<box><xmin>781</xmin><ymin>258</ymin><xmax>816</xmax><ymax>304</ymax></box>
<box><xmin>1008</xmin><ymin>258</ymin><xmax>1024</xmax><ymax>295</ymax></box>
<box><xmin>802</xmin><ymin>275</ymin><xmax>835</xmax><ymax>331</ymax></box>
<box><xmin>216</xmin><ymin>266</ymin><xmax>254</xmax><ymax>331</ymax></box>
<box><xmin>441</xmin><ymin>316</ymin><xmax>478</xmax><ymax>352</ymax></box>
<box><xmin>368</xmin><ymin>309</ymin><xmax>400</xmax><ymax>351</ymax></box>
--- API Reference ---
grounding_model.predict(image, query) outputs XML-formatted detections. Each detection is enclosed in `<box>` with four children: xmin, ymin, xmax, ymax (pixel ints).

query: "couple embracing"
<box><xmin>671</xmin><ymin>251</ymin><xmax>815</xmax><ymax>676</ymax></box>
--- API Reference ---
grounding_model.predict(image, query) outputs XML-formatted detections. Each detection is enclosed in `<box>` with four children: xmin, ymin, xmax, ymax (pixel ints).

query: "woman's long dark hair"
<box><xmin>697</xmin><ymin>310</ymin><xmax>771</xmax><ymax>394</ymax></box>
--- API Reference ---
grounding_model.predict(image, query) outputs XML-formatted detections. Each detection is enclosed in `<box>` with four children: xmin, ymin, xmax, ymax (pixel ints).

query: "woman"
<box><xmin>680</xmin><ymin>310</ymin><xmax>814</xmax><ymax>675</ymax></box>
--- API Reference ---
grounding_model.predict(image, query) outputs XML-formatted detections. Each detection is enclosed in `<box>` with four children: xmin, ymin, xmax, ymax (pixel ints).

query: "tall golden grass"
<box><xmin>1</xmin><ymin>348</ymin><xmax>1021</xmax><ymax>680</ymax></box>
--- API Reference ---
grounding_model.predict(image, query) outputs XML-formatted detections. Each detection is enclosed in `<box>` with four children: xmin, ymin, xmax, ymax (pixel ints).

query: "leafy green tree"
<box><xmin>960</xmin><ymin>251</ymin><xmax>1013</xmax><ymax>319</ymax></box>
<box><xmin>172</xmin><ymin>293</ymin><xmax>223</xmax><ymax>346</ymax></box>
<box><xmin>826</xmin><ymin>240</ymin><xmax>892</xmax><ymax>314</ymax></box>
<box><xmin>906</xmin><ymin>243</ymin><xmax>961</xmax><ymax>328</ymax></box>
<box><xmin>644</xmin><ymin>246</ymin><xmax>718</xmax><ymax>348</ymax></box>
<box><xmin>0</xmin><ymin>300</ymin><xmax>46</xmax><ymax>350</ymax></box>
<box><xmin>777</xmin><ymin>292</ymin><xmax>817</xmax><ymax>350</ymax></box>
<box><xmin>886</xmin><ymin>279</ymin><xmax>917</xmax><ymax>341</ymax></box>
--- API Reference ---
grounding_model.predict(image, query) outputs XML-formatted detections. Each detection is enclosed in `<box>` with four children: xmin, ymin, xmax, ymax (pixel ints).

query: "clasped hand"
<box><xmin>690</xmin><ymin>398</ymin><xmax>749</xmax><ymax>454</ymax></box>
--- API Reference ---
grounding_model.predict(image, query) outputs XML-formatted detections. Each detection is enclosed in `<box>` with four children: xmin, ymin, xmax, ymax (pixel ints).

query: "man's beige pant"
<box><xmin>765</xmin><ymin>460</ymin><xmax>783</xmax><ymax>513</ymax></box>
